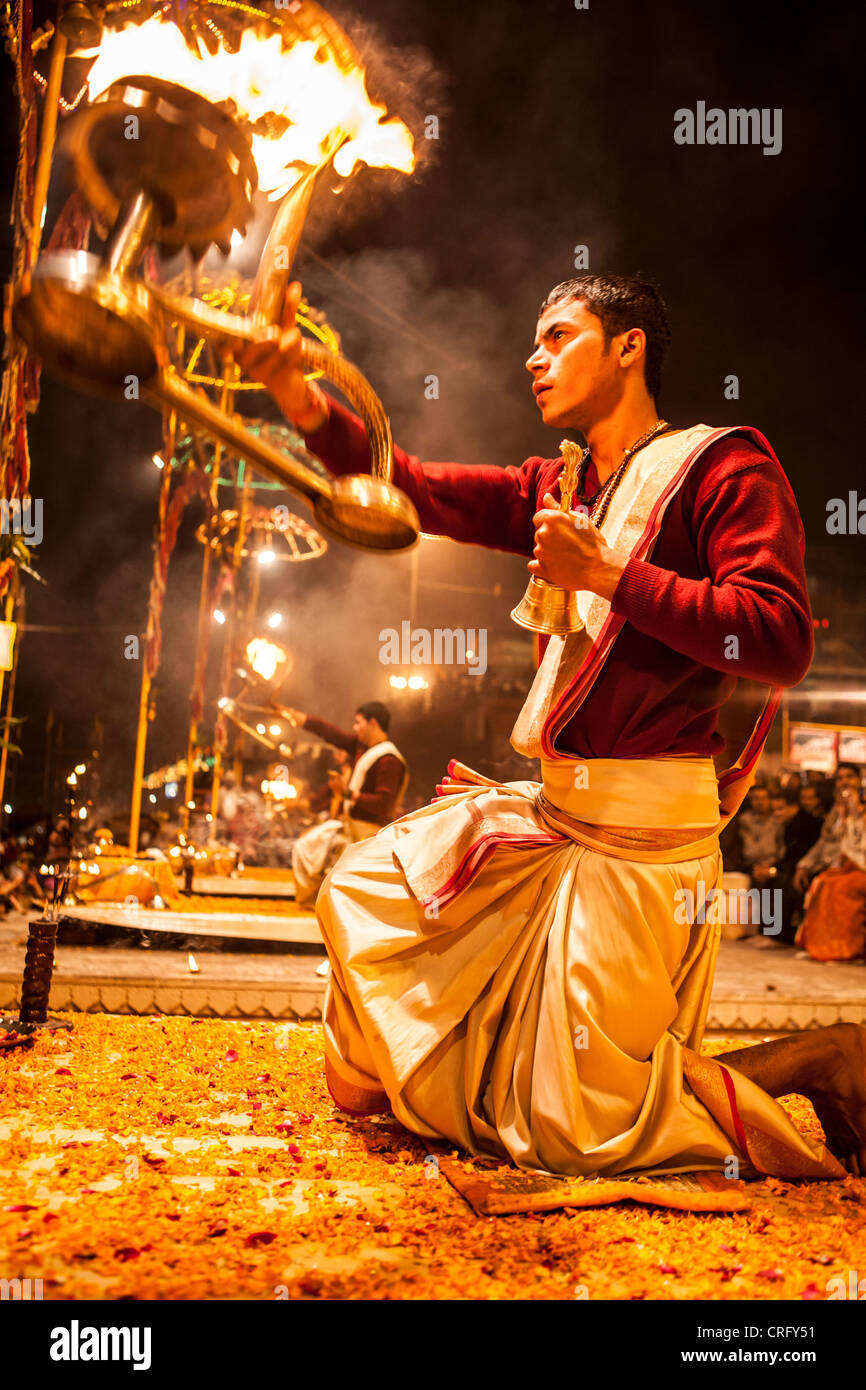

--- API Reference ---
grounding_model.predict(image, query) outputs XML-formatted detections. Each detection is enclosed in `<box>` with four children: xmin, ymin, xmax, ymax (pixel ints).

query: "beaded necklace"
<box><xmin>574</xmin><ymin>419</ymin><xmax>672</xmax><ymax>527</ymax></box>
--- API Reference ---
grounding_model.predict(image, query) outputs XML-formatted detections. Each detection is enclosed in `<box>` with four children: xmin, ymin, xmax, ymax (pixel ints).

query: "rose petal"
<box><xmin>244</xmin><ymin>1231</ymin><xmax>277</xmax><ymax>1247</ymax></box>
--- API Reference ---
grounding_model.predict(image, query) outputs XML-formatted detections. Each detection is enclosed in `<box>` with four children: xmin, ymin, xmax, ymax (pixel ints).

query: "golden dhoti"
<box><xmin>317</xmin><ymin>757</ymin><xmax>842</xmax><ymax>1180</ymax></box>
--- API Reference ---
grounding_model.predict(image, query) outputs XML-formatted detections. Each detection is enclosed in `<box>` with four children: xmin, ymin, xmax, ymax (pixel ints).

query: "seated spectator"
<box><xmin>797</xmin><ymin>795</ymin><xmax>866</xmax><ymax>962</ymax></box>
<box><xmin>731</xmin><ymin>784</ymin><xmax>784</xmax><ymax>880</ymax></box>
<box><xmin>793</xmin><ymin>763</ymin><xmax>863</xmax><ymax>897</ymax></box>
<box><xmin>784</xmin><ymin>784</ymin><xmax>826</xmax><ymax>863</ymax></box>
<box><xmin>769</xmin><ymin>785</ymin><xmax>826</xmax><ymax>942</ymax></box>
<box><xmin>807</xmin><ymin>768</ymin><xmax>835</xmax><ymax>814</ymax></box>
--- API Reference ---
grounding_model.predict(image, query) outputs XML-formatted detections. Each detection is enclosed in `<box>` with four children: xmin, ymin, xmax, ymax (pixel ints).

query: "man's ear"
<box><xmin>619</xmin><ymin>327</ymin><xmax>646</xmax><ymax>369</ymax></box>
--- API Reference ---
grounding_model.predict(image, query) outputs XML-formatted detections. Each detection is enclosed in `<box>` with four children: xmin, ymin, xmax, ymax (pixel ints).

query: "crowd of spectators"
<box><xmin>721</xmin><ymin>763</ymin><xmax>866</xmax><ymax>960</ymax></box>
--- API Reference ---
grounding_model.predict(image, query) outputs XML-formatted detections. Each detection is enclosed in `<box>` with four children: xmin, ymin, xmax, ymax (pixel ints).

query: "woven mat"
<box><xmin>438</xmin><ymin>1158</ymin><xmax>751</xmax><ymax>1215</ymax></box>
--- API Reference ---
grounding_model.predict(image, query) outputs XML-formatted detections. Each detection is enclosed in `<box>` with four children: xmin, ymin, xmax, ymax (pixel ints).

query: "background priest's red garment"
<box><xmin>303</xmin><ymin>715</ymin><xmax>405</xmax><ymax>825</ymax></box>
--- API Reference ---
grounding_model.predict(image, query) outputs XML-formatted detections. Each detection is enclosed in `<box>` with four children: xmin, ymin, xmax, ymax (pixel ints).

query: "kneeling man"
<box><xmin>243</xmin><ymin>274</ymin><xmax>866</xmax><ymax>1180</ymax></box>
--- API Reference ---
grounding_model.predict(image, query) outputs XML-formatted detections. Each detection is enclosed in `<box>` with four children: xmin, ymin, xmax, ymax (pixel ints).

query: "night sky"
<box><xmin>1</xmin><ymin>0</ymin><xmax>861</xmax><ymax>816</ymax></box>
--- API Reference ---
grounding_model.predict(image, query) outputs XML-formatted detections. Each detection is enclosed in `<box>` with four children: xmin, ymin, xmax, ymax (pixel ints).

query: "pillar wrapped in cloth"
<box><xmin>318</xmin><ymin>755</ymin><xmax>843</xmax><ymax>1180</ymax></box>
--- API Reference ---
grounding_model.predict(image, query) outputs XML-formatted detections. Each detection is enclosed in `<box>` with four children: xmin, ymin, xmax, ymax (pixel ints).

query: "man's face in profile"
<box><xmin>525</xmin><ymin>298</ymin><xmax>621</xmax><ymax>430</ymax></box>
<box><xmin>353</xmin><ymin>713</ymin><xmax>373</xmax><ymax>746</ymax></box>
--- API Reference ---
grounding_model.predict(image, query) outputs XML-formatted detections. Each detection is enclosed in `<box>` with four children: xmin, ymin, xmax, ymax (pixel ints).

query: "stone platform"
<box><xmin>0</xmin><ymin>912</ymin><xmax>864</xmax><ymax>1027</ymax></box>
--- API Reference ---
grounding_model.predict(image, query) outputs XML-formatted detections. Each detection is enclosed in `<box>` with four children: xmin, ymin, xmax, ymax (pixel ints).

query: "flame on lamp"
<box><xmin>86</xmin><ymin>17</ymin><xmax>415</xmax><ymax>199</ymax></box>
<box><xmin>261</xmin><ymin>778</ymin><xmax>297</xmax><ymax>801</ymax></box>
<box><xmin>244</xmin><ymin>636</ymin><xmax>291</xmax><ymax>685</ymax></box>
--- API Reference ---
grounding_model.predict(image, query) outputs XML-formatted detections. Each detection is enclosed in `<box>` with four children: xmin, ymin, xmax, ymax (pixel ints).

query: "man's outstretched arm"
<box><xmin>300</xmin><ymin>714</ymin><xmax>358</xmax><ymax>756</ymax></box>
<box><xmin>236</xmin><ymin>285</ymin><xmax>543</xmax><ymax>557</ymax></box>
<box><xmin>305</xmin><ymin>396</ymin><xmax>543</xmax><ymax>556</ymax></box>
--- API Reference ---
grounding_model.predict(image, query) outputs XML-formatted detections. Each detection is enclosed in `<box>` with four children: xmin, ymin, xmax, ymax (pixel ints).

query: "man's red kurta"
<box><xmin>306</xmin><ymin>403</ymin><xmax>813</xmax><ymax>758</ymax></box>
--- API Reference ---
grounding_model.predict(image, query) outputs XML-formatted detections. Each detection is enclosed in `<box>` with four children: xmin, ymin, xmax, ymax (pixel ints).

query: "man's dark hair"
<box><xmin>357</xmin><ymin>701</ymin><xmax>390</xmax><ymax>733</ymax></box>
<box><xmin>538</xmin><ymin>274</ymin><xmax>672</xmax><ymax>400</ymax></box>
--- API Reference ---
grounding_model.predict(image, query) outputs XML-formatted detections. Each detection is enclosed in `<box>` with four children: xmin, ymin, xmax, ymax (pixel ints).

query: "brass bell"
<box><xmin>510</xmin><ymin>577</ymin><xmax>583</xmax><ymax>635</ymax></box>
<box><xmin>511</xmin><ymin>438</ymin><xmax>587</xmax><ymax>636</ymax></box>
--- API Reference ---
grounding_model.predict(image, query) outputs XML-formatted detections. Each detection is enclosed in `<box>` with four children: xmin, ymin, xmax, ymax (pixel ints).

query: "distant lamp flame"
<box><xmin>244</xmin><ymin>637</ymin><xmax>291</xmax><ymax>687</ymax></box>
<box><xmin>262</xmin><ymin>778</ymin><xmax>297</xmax><ymax>801</ymax></box>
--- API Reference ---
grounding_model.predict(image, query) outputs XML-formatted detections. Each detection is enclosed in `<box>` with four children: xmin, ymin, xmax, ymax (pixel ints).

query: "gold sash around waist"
<box><xmin>537</xmin><ymin>756</ymin><xmax>722</xmax><ymax>863</ymax></box>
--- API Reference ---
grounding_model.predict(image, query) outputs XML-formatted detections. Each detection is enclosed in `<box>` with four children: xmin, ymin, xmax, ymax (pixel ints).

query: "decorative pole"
<box><xmin>0</xmin><ymin>579</ymin><xmax>21</xmax><ymax>820</ymax></box>
<box><xmin>183</xmin><ymin>363</ymin><xmax>227</xmax><ymax>832</ymax></box>
<box><xmin>210</xmin><ymin>408</ymin><xmax>248</xmax><ymax>832</ymax></box>
<box><xmin>28</xmin><ymin>17</ymin><xmax>66</xmax><ymax>264</ymax></box>
<box><xmin>1</xmin><ymin>775</ymin><xmax>74</xmax><ymax>1043</ymax></box>
<box><xmin>0</xmin><ymin>584</ymin><xmax>16</xmax><ymax>740</ymax></box>
<box><xmin>182</xmin><ymin>487</ymin><xmax>216</xmax><ymax>830</ymax></box>
<box><xmin>129</xmin><ymin>418</ymin><xmax>175</xmax><ymax>853</ymax></box>
<box><xmin>127</xmin><ymin>666</ymin><xmax>151</xmax><ymax>855</ymax></box>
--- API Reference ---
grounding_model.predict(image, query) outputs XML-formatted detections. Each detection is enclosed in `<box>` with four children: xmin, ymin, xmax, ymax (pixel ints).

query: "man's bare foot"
<box><xmin>802</xmin><ymin>1023</ymin><xmax>866</xmax><ymax>1177</ymax></box>
<box><xmin>717</xmin><ymin>1022</ymin><xmax>866</xmax><ymax>1176</ymax></box>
